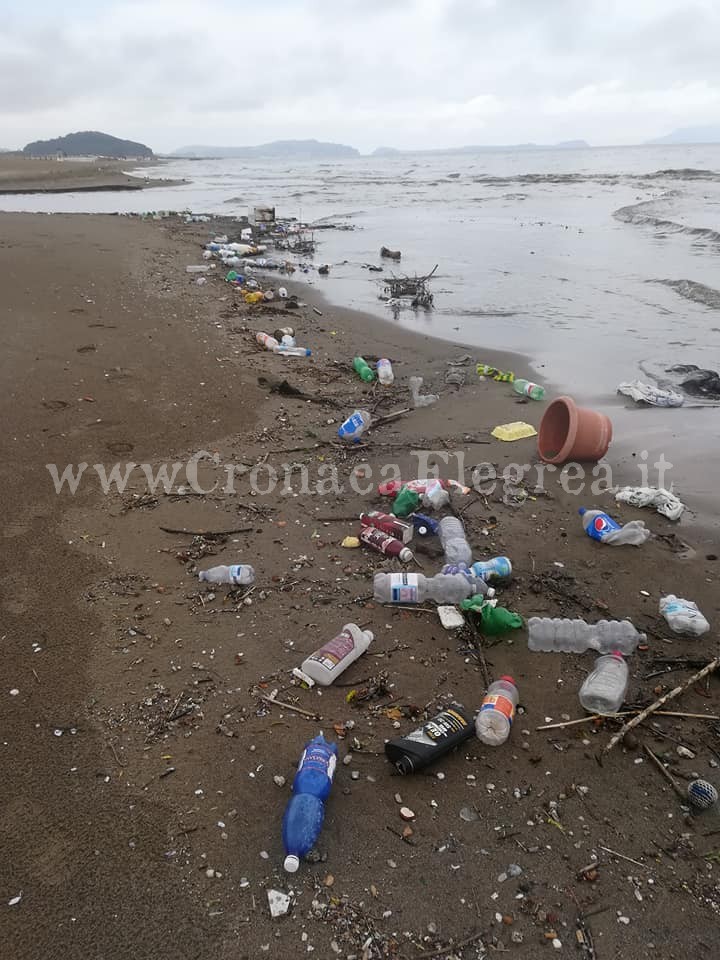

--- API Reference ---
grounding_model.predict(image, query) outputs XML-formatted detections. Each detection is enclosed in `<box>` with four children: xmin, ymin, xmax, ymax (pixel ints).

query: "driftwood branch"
<box><xmin>159</xmin><ymin>525</ymin><xmax>253</xmax><ymax>538</ymax></box>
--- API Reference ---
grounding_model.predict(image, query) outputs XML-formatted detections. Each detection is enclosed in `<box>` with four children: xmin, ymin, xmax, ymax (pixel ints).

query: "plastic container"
<box><xmin>359</xmin><ymin>511</ymin><xmax>412</xmax><ymax>543</ymax></box>
<box><xmin>299</xmin><ymin>624</ymin><xmax>373</xmax><ymax>686</ymax></box>
<box><xmin>198</xmin><ymin>564</ymin><xmax>255</xmax><ymax>586</ymax></box>
<box><xmin>469</xmin><ymin>557</ymin><xmax>513</xmax><ymax>584</ymax></box>
<box><xmin>272</xmin><ymin>345</ymin><xmax>311</xmax><ymax>357</ymax></box>
<box><xmin>513</xmin><ymin>379</ymin><xmax>545</xmax><ymax>400</ymax></box>
<box><xmin>256</xmin><ymin>331</ymin><xmax>279</xmax><ymax>351</ymax></box>
<box><xmin>579</xmin><ymin>652</ymin><xmax>628</xmax><ymax>715</ymax></box>
<box><xmin>282</xmin><ymin>734</ymin><xmax>337</xmax><ymax>872</ymax></box>
<box><xmin>377</xmin><ymin>359</ymin><xmax>394</xmax><ymax>384</ymax></box>
<box><xmin>578</xmin><ymin>507</ymin><xmax>650</xmax><ymax>545</ymax></box>
<box><xmin>374</xmin><ymin>572</ymin><xmax>491</xmax><ymax>605</ymax></box>
<box><xmin>410</xmin><ymin>513</ymin><xmax>440</xmax><ymax>536</ymax></box>
<box><xmin>392</xmin><ymin>486</ymin><xmax>421</xmax><ymax>517</ymax></box>
<box><xmin>438</xmin><ymin>516</ymin><xmax>473</xmax><ymax>566</ymax></box>
<box><xmin>378</xmin><ymin>478</ymin><xmax>469</xmax><ymax>496</ymax></box>
<box><xmin>359</xmin><ymin>527</ymin><xmax>413</xmax><ymax>562</ymax></box>
<box><xmin>337</xmin><ymin>409</ymin><xmax>372</xmax><ymax>443</ymax></box>
<box><xmin>353</xmin><ymin>356</ymin><xmax>376</xmax><ymax>382</ymax></box>
<box><xmin>475</xmin><ymin>677</ymin><xmax>519</xmax><ymax>745</ymax></box>
<box><xmin>527</xmin><ymin>617</ymin><xmax>644</xmax><ymax>654</ymax></box>
<box><xmin>409</xmin><ymin>376</ymin><xmax>439</xmax><ymax>407</ymax></box>
<box><xmin>385</xmin><ymin>703</ymin><xmax>474</xmax><ymax>774</ymax></box>
<box><xmin>538</xmin><ymin>396</ymin><xmax>612</xmax><ymax>465</ymax></box>
<box><xmin>659</xmin><ymin>595</ymin><xmax>710</xmax><ymax>637</ymax></box>
<box><xmin>422</xmin><ymin>479</ymin><xmax>450</xmax><ymax>510</ymax></box>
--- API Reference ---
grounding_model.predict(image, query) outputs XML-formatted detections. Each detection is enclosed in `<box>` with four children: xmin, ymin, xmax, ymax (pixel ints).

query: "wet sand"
<box><xmin>1</xmin><ymin>211</ymin><xmax>719</xmax><ymax>959</ymax></box>
<box><xmin>0</xmin><ymin>155</ymin><xmax>178</xmax><ymax>193</ymax></box>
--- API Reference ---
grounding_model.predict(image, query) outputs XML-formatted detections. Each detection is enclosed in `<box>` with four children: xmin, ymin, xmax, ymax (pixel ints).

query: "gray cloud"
<box><xmin>0</xmin><ymin>0</ymin><xmax>719</xmax><ymax>151</ymax></box>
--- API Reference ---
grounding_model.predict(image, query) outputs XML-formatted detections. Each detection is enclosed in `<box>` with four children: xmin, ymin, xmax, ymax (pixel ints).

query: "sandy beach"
<box><xmin>1</xmin><ymin>208</ymin><xmax>719</xmax><ymax>960</ymax></box>
<box><xmin>0</xmin><ymin>155</ymin><xmax>178</xmax><ymax>193</ymax></box>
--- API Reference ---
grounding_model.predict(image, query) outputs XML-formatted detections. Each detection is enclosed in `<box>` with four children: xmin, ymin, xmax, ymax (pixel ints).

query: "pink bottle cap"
<box><xmin>499</xmin><ymin>675</ymin><xmax>515</xmax><ymax>685</ymax></box>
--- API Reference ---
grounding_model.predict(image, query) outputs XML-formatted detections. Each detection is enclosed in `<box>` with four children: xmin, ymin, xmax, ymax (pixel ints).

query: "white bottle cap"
<box><xmin>284</xmin><ymin>854</ymin><xmax>300</xmax><ymax>873</ymax></box>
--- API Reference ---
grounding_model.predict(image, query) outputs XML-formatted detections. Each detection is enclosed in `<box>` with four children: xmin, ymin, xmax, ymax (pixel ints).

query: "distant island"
<box><xmin>647</xmin><ymin>124</ymin><xmax>720</xmax><ymax>145</ymax></box>
<box><xmin>171</xmin><ymin>139</ymin><xmax>359</xmax><ymax>159</ymax></box>
<box><xmin>23</xmin><ymin>131</ymin><xmax>154</xmax><ymax>159</ymax></box>
<box><xmin>371</xmin><ymin>140</ymin><xmax>590</xmax><ymax>156</ymax></box>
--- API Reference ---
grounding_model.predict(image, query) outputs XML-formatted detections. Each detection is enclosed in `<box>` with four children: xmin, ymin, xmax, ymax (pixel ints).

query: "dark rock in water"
<box><xmin>380</xmin><ymin>246</ymin><xmax>401</xmax><ymax>260</ymax></box>
<box><xmin>318</xmin><ymin>264</ymin><xmax>330</xmax><ymax>275</ymax></box>
<box><xmin>667</xmin><ymin>364</ymin><xmax>720</xmax><ymax>398</ymax></box>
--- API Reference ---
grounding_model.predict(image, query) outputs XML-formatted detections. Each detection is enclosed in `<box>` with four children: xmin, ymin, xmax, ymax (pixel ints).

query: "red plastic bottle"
<box><xmin>359</xmin><ymin>526</ymin><xmax>414</xmax><ymax>563</ymax></box>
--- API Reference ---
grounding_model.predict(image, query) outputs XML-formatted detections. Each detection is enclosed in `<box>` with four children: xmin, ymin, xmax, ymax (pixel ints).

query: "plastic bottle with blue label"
<box><xmin>578</xmin><ymin>507</ymin><xmax>650</xmax><ymax>545</ymax></box>
<box><xmin>282</xmin><ymin>734</ymin><xmax>338</xmax><ymax>873</ymax></box>
<box><xmin>198</xmin><ymin>564</ymin><xmax>255</xmax><ymax>586</ymax></box>
<box><xmin>469</xmin><ymin>557</ymin><xmax>513</xmax><ymax>584</ymax></box>
<box><xmin>338</xmin><ymin>409</ymin><xmax>372</xmax><ymax>443</ymax></box>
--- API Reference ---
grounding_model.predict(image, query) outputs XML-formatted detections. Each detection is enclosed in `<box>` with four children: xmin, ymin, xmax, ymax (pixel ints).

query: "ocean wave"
<box><xmin>652</xmin><ymin>278</ymin><xmax>720</xmax><ymax>310</ymax></box>
<box><xmin>614</xmin><ymin>198</ymin><xmax>720</xmax><ymax>245</ymax></box>
<box><xmin>637</xmin><ymin>168</ymin><xmax>720</xmax><ymax>181</ymax></box>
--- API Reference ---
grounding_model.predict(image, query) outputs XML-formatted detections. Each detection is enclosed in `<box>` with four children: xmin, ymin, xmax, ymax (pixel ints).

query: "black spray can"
<box><xmin>385</xmin><ymin>703</ymin><xmax>474</xmax><ymax>774</ymax></box>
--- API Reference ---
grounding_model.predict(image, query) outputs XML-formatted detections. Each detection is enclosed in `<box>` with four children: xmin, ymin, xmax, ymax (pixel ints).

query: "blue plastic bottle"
<box><xmin>469</xmin><ymin>557</ymin><xmax>513</xmax><ymax>584</ymax></box>
<box><xmin>578</xmin><ymin>507</ymin><xmax>622</xmax><ymax>542</ymax></box>
<box><xmin>282</xmin><ymin>734</ymin><xmax>338</xmax><ymax>873</ymax></box>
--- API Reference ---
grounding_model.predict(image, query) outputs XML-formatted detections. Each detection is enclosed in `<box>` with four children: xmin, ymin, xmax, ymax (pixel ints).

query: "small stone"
<box><xmin>402</xmin><ymin>826</ymin><xmax>414</xmax><ymax>839</ymax></box>
<box><xmin>436</xmin><ymin>772</ymin><xmax>445</xmax><ymax>781</ymax></box>
<box><xmin>324</xmin><ymin>874</ymin><xmax>334</xmax><ymax>887</ymax></box>
<box><xmin>9</xmin><ymin>689</ymin><xmax>19</xmax><ymax>697</ymax></box>
<box><xmin>343</xmin><ymin>754</ymin><xmax>353</xmax><ymax>765</ymax></box>
<box><xmin>502</xmin><ymin>915</ymin><xmax>513</xmax><ymax>925</ymax></box>
<box><xmin>623</xmin><ymin>732</ymin><xmax>639</xmax><ymax>751</ymax></box>
<box><xmin>640</xmin><ymin>590</ymin><xmax>650</xmax><ymax>597</ymax></box>
<box><xmin>387</xmin><ymin>859</ymin><xmax>397</xmax><ymax>868</ymax></box>
<box><xmin>394</xmin><ymin>793</ymin><xmax>403</xmax><ymax>804</ymax></box>
<box><xmin>507</xmin><ymin>864</ymin><xmax>523</xmax><ymax>878</ymax></box>
<box><xmin>273</xmin><ymin>775</ymin><xmax>286</xmax><ymax>787</ymax></box>
<box><xmin>259</xmin><ymin>850</ymin><xmax>269</xmax><ymax>859</ymax></box>
<box><xmin>460</xmin><ymin>806</ymin><xmax>479</xmax><ymax>822</ymax></box>
<box><xmin>205</xmin><ymin>868</ymin><xmax>215</xmax><ymax>878</ymax></box>
<box><xmin>617</xmin><ymin>916</ymin><xmax>630</xmax><ymax>925</ymax></box>
<box><xmin>552</xmin><ymin>938</ymin><xmax>562</xmax><ymax>949</ymax></box>
<box><xmin>351</xmin><ymin>771</ymin><xmax>360</xmax><ymax>780</ymax></box>
<box><xmin>400</xmin><ymin>807</ymin><xmax>415</xmax><ymax>821</ymax></box>
<box><xmin>427</xmin><ymin>922</ymin><xmax>437</xmax><ymax>935</ymax></box>
<box><xmin>511</xmin><ymin>930</ymin><xmax>524</xmax><ymax>944</ymax></box>
<box><xmin>677</xmin><ymin>745</ymin><xmax>696</xmax><ymax>759</ymax></box>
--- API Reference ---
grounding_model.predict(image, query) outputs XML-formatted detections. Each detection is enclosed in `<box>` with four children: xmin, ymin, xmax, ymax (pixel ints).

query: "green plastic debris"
<box><xmin>353</xmin><ymin>356</ymin><xmax>376</xmax><ymax>383</ymax></box>
<box><xmin>392</xmin><ymin>485</ymin><xmax>420</xmax><ymax>517</ymax></box>
<box><xmin>460</xmin><ymin>596</ymin><xmax>524</xmax><ymax>635</ymax></box>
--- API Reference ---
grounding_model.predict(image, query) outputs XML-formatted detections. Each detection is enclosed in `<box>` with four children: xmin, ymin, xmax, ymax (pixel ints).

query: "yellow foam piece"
<box><xmin>491</xmin><ymin>421</ymin><xmax>538</xmax><ymax>442</ymax></box>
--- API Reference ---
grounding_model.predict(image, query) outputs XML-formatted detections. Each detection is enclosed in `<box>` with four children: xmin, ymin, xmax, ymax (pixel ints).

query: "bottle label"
<box><xmin>298</xmin><ymin>744</ymin><xmax>337</xmax><ymax>781</ymax></box>
<box><xmin>479</xmin><ymin>694</ymin><xmax>515</xmax><ymax>724</ymax></box>
<box><xmin>423</xmin><ymin>707</ymin><xmax>470</xmax><ymax>741</ymax></box>
<box><xmin>360</xmin><ymin>526</ymin><xmax>403</xmax><ymax>556</ymax></box>
<box><xmin>307</xmin><ymin>630</ymin><xmax>355</xmax><ymax>672</ymax></box>
<box><xmin>390</xmin><ymin>573</ymin><xmax>419</xmax><ymax>603</ymax></box>
<box><xmin>586</xmin><ymin>513</ymin><xmax>622</xmax><ymax>541</ymax></box>
<box><xmin>229</xmin><ymin>565</ymin><xmax>246</xmax><ymax>584</ymax></box>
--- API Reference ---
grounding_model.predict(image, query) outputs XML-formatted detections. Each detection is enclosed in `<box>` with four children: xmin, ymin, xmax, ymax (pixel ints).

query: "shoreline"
<box><xmin>0</xmin><ymin>154</ymin><xmax>181</xmax><ymax>193</ymax></box>
<box><xmin>2</xmin><ymin>209</ymin><xmax>719</xmax><ymax>957</ymax></box>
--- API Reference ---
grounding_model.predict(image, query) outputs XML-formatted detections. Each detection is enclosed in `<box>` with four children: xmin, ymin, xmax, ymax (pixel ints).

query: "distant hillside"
<box><xmin>23</xmin><ymin>131</ymin><xmax>153</xmax><ymax>158</ymax></box>
<box><xmin>171</xmin><ymin>139</ymin><xmax>359</xmax><ymax>159</ymax></box>
<box><xmin>371</xmin><ymin>140</ymin><xmax>590</xmax><ymax>156</ymax></box>
<box><xmin>648</xmin><ymin>125</ymin><xmax>720</xmax><ymax>145</ymax></box>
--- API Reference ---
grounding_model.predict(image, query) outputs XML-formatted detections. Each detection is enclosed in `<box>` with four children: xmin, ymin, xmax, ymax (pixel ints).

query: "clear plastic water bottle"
<box><xmin>374</xmin><ymin>572</ymin><xmax>493</xmax><ymax>604</ymax></box>
<box><xmin>439</xmin><ymin>516</ymin><xmax>473</xmax><ymax>566</ymax></box>
<box><xmin>659</xmin><ymin>595</ymin><xmax>710</xmax><ymax>636</ymax></box>
<box><xmin>469</xmin><ymin>557</ymin><xmax>513</xmax><ymax>584</ymax></box>
<box><xmin>337</xmin><ymin>409</ymin><xmax>372</xmax><ymax>443</ymax></box>
<box><xmin>376</xmin><ymin>359</ymin><xmax>394</xmax><ymax>384</ymax></box>
<box><xmin>440</xmin><ymin>564</ymin><xmax>495</xmax><ymax>596</ymax></box>
<box><xmin>409</xmin><ymin>376</ymin><xmax>439</xmax><ymax>407</ymax></box>
<box><xmin>282</xmin><ymin>734</ymin><xmax>337</xmax><ymax>873</ymax></box>
<box><xmin>512</xmin><ymin>379</ymin><xmax>545</xmax><ymax>400</ymax></box>
<box><xmin>527</xmin><ymin>617</ymin><xmax>644</xmax><ymax>654</ymax></box>
<box><xmin>579</xmin><ymin>652</ymin><xmax>628</xmax><ymax>715</ymax></box>
<box><xmin>475</xmin><ymin>676</ymin><xmax>518</xmax><ymax>746</ymax></box>
<box><xmin>198</xmin><ymin>564</ymin><xmax>255</xmax><ymax>586</ymax></box>
<box><xmin>272</xmin><ymin>344</ymin><xmax>311</xmax><ymax>357</ymax></box>
<box><xmin>578</xmin><ymin>507</ymin><xmax>650</xmax><ymax>546</ymax></box>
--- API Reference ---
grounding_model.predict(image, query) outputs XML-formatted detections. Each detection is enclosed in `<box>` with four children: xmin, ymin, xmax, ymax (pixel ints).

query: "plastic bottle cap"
<box><xmin>499</xmin><ymin>674</ymin><xmax>516</xmax><ymax>685</ymax></box>
<box><xmin>578</xmin><ymin>507</ymin><xmax>586</xmax><ymax>516</ymax></box>
<box><xmin>395</xmin><ymin>757</ymin><xmax>413</xmax><ymax>774</ymax></box>
<box><xmin>284</xmin><ymin>854</ymin><xmax>300</xmax><ymax>873</ymax></box>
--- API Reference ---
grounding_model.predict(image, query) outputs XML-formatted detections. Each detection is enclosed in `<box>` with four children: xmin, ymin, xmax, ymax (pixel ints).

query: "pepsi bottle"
<box><xmin>578</xmin><ymin>507</ymin><xmax>650</xmax><ymax>546</ymax></box>
<box><xmin>282</xmin><ymin>734</ymin><xmax>337</xmax><ymax>872</ymax></box>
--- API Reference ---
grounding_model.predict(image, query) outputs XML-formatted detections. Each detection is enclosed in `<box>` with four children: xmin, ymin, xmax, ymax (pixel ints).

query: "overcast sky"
<box><xmin>2</xmin><ymin>0</ymin><xmax>719</xmax><ymax>152</ymax></box>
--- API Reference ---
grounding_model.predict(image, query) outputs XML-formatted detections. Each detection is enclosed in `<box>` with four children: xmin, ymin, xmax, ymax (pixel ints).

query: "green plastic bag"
<box><xmin>392</xmin><ymin>485</ymin><xmax>420</xmax><ymax>518</ymax></box>
<box><xmin>460</xmin><ymin>596</ymin><xmax>523</xmax><ymax>635</ymax></box>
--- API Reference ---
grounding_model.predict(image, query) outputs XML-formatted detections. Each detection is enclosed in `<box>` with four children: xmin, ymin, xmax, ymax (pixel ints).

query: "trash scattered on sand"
<box><xmin>617</xmin><ymin>379</ymin><xmax>684</xmax><ymax>407</ymax></box>
<box><xmin>491</xmin><ymin>421</ymin><xmax>538</xmax><ymax>441</ymax></box>
<box><xmin>615</xmin><ymin>485</ymin><xmax>685</xmax><ymax>520</ymax></box>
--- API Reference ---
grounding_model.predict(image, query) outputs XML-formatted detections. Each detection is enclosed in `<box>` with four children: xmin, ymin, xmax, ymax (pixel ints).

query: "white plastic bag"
<box><xmin>659</xmin><ymin>595</ymin><xmax>710</xmax><ymax>637</ymax></box>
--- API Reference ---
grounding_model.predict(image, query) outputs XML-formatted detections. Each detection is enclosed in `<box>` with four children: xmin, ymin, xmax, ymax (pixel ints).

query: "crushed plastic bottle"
<box><xmin>475</xmin><ymin>677</ymin><xmax>518</xmax><ymax>746</ymax></box>
<box><xmin>578</xmin><ymin>507</ymin><xmax>650</xmax><ymax>545</ymax></box>
<box><xmin>527</xmin><ymin>617</ymin><xmax>644</xmax><ymax>654</ymax></box>
<box><xmin>579</xmin><ymin>652</ymin><xmax>628</xmax><ymax>715</ymax></box>
<box><xmin>374</xmin><ymin>572</ymin><xmax>492</xmax><ymax>605</ymax></box>
<box><xmin>256</xmin><ymin>331</ymin><xmax>279</xmax><ymax>351</ymax></box>
<box><xmin>659</xmin><ymin>595</ymin><xmax>710</xmax><ymax>637</ymax></box>
<box><xmin>337</xmin><ymin>409</ymin><xmax>371</xmax><ymax>443</ymax></box>
<box><xmin>409</xmin><ymin>375</ymin><xmax>439</xmax><ymax>407</ymax></box>
<box><xmin>438</xmin><ymin>516</ymin><xmax>473</xmax><ymax>566</ymax></box>
<box><xmin>282</xmin><ymin>734</ymin><xmax>337</xmax><ymax>872</ymax></box>
<box><xmin>376</xmin><ymin>359</ymin><xmax>394</xmax><ymax>384</ymax></box>
<box><xmin>198</xmin><ymin>564</ymin><xmax>255</xmax><ymax>586</ymax></box>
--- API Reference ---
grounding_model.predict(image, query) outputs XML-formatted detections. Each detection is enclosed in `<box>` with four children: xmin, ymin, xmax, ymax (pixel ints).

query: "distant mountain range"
<box><xmin>23</xmin><ymin>131</ymin><xmax>153</xmax><ymax>158</ymax></box>
<box><xmin>170</xmin><ymin>139</ymin><xmax>359</xmax><ymax>159</ymax></box>
<box><xmin>373</xmin><ymin>140</ymin><xmax>589</xmax><ymax>156</ymax></box>
<box><xmin>647</xmin><ymin>125</ymin><xmax>720</xmax><ymax>145</ymax></box>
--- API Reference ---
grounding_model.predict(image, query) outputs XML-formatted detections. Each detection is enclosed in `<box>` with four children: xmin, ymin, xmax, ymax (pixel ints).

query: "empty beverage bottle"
<box><xmin>512</xmin><ymin>378</ymin><xmax>545</xmax><ymax>400</ymax></box>
<box><xmin>337</xmin><ymin>409</ymin><xmax>372</xmax><ymax>443</ymax></box>
<box><xmin>198</xmin><ymin>564</ymin><xmax>255</xmax><ymax>586</ymax></box>
<box><xmin>273</xmin><ymin>326</ymin><xmax>295</xmax><ymax>340</ymax></box>
<box><xmin>256</xmin><ymin>331</ymin><xmax>279</xmax><ymax>350</ymax></box>
<box><xmin>298</xmin><ymin>624</ymin><xmax>373</xmax><ymax>686</ymax></box>
<box><xmin>469</xmin><ymin>557</ymin><xmax>513</xmax><ymax>584</ymax></box>
<box><xmin>374</xmin><ymin>572</ymin><xmax>492</xmax><ymax>604</ymax></box>
<box><xmin>578</xmin><ymin>507</ymin><xmax>650</xmax><ymax>546</ymax></box>
<box><xmin>527</xmin><ymin>617</ymin><xmax>644</xmax><ymax>654</ymax></box>
<box><xmin>353</xmin><ymin>356</ymin><xmax>376</xmax><ymax>382</ymax></box>
<box><xmin>440</xmin><ymin>565</ymin><xmax>495</xmax><ymax>596</ymax></box>
<box><xmin>409</xmin><ymin>375</ymin><xmax>439</xmax><ymax>407</ymax></box>
<box><xmin>439</xmin><ymin>516</ymin><xmax>473</xmax><ymax>566</ymax></box>
<box><xmin>282</xmin><ymin>734</ymin><xmax>338</xmax><ymax>872</ymax></box>
<box><xmin>385</xmin><ymin>703</ymin><xmax>474</xmax><ymax>774</ymax></box>
<box><xmin>273</xmin><ymin>344</ymin><xmax>311</xmax><ymax>357</ymax></box>
<box><xmin>475</xmin><ymin>676</ymin><xmax>519</xmax><ymax>746</ymax></box>
<box><xmin>359</xmin><ymin>527</ymin><xmax>414</xmax><ymax>563</ymax></box>
<box><xmin>659</xmin><ymin>595</ymin><xmax>710</xmax><ymax>636</ymax></box>
<box><xmin>376</xmin><ymin>358</ymin><xmax>394</xmax><ymax>384</ymax></box>
<box><xmin>579</xmin><ymin>652</ymin><xmax>628</xmax><ymax>715</ymax></box>
<box><xmin>410</xmin><ymin>512</ymin><xmax>440</xmax><ymax>537</ymax></box>
<box><xmin>359</xmin><ymin>511</ymin><xmax>413</xmax><ymax>543</ymax></box>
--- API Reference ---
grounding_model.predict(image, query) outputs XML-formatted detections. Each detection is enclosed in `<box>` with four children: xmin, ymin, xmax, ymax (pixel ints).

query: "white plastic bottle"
<box><xmin>527</xmin><ymin>617</ymin><xmax>644</xmax><ymax>654</ymax></box>
<box><xmin>439</xmin><ymin>516</ymin><xmax>473</xmax><ymax>566</ymax></box>
<box><xmin>272</xmin><ymin>344</ymin><xmax>311</xmax><ymax>357</ymax></box>
<box><xmin>256</xmin><ymin>331</ymin><xmax>279</xmax><ymax>351</ymax></box>
<box><xmin>297</xmin><ymin>624</ymin><xmax>373</xmax><ymax>686</ymax></box>
<box><xmin>579</xmin><ymin>652</ymin><xmax>628</xmax><ymax>715</ymax></box>
<box><xmin>475</xmin><ymin>676</ymin><xmax>518</xmax><ymax>746</ymax></box>
<box><xmin>373</xmin><ymin>572</ymin><xmax>493</xmax><ymax>605</ymax></box>
<box><xmin>198</xmin><ymin>564</ymin><xmax>255</xmax><ymax>586</ymax></box>
<box><xmin>377</xmin><ymin>359</ymin><xmax>394</xmax><ymax>384</ymax></box>
<box><xmin>337</xmin><ymin>409</ymin><xmax>372</xmax><ymax>443</ymax></box>
<box><xmin>659</xmin><ymin>595</ymin><xmax>710</xmax><ymax>636</ymax></box>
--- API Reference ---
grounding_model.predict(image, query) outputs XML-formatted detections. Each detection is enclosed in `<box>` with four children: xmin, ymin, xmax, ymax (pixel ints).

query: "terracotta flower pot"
<box><xmin>538</xmin><ymin>396</ymin><xmax>612</xmax><ymax>465</ymax></box>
